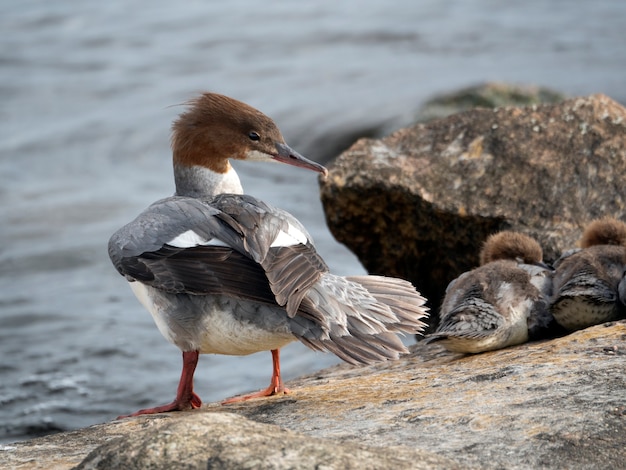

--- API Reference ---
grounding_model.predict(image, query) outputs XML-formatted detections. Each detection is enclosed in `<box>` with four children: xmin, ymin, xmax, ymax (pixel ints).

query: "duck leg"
<box><xmin>222</xmin><ymin>349</ymin><xmax>290</xmax><ymax>404</ymax></box>
<box><xmin>118</xmin><ymin>350</ymin><xmax>202</xmax><ymax>418</ymax></box>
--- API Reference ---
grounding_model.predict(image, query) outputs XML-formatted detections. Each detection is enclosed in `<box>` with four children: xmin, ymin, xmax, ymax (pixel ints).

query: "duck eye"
<box><xmin>248</xmin><ymin>131</ymin><xmax>260</xmax><ymax>141</ymax></box>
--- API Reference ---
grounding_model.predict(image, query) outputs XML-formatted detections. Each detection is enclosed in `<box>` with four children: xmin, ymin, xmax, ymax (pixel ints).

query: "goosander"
<box><xmin>550</xmin><ymin>217</ymin><xmax>626</xmax><ymax>331</ymax></box>
<box><xmin>108</xmin><ymin>93</ymin><xmax>429</xmax><ymax>417</ymax></box>
<box><xmin>424</xmin><ymin>231</ymin><xmax>553</xmax><ymax>353</ymax></box>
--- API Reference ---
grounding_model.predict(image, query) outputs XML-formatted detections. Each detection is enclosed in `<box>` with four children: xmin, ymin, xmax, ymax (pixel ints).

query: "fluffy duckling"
<box><xmin>425</xmin><ymin>231</ymin><xmax>553</xmax><ymax>353</ymax></box>
<box><xmin>550</xmin><ymin>217</ymin><xmax>626</xmax><ymax>331</ymax></box>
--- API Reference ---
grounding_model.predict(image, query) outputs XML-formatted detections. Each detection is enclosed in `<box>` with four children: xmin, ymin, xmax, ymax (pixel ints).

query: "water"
<box><xmin>1</xmin><ymin>0</ymin><xmax>625</xmax><ymax>444</ymax></box>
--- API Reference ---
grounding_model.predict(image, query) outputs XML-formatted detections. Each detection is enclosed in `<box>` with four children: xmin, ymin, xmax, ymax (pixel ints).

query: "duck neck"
<box><xmin>173</xmin><ymin>163</ymin><xmax>244</xmax><ymax>198</ymax></box>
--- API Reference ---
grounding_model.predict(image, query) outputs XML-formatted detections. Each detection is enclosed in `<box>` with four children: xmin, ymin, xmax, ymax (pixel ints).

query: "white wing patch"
<box><xmin>167</xmin><ymin>230</ymin><xmax>230</xmax><ymax>248</ymax></box>
<box><xmin>270</xmin><ymin>223</ymin><xmax>308</xmax><ymax>248</ymax></box>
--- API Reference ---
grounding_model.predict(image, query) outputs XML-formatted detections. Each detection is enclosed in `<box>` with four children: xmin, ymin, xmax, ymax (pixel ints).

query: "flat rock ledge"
<box><xmin>2</xmin><ymin>321</ymin><xmax>625</xmax><ymax>469</ymax></box>
<box><xmin>319</xmin><ymin>94</ymin><xmax>626</xmax><ymax>316</ymax></box>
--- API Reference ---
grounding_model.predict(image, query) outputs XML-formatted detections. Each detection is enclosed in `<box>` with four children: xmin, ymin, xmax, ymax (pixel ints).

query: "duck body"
<box><xmin>110</xmin><ymin>193</ymin><xmax>424</xmax><ymax>361</ymax></box>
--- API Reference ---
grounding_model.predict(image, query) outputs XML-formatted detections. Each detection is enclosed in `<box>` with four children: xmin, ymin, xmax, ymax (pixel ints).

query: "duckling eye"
<box><xmin>248</xmin><ymin>131</ymin><xmax>260</xmax><ymax>141</ymax></box>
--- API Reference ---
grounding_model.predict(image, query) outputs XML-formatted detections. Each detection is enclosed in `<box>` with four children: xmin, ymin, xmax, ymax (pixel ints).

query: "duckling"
<box><xmin>425</xmin><ymin>231</ymin><xmax>553</xmax><ymax>353</ymax></box>
<box><xmin>550</xmin><ymin>217</ymin><xmax>626</xmax><ymax>331</ymax></box>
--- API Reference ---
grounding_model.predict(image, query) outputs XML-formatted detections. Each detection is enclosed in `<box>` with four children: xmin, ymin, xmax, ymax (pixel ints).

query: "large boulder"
<box><xmin>319</xmin><ymin>94</ymin><xmax>626</xmax><ymax>316</ymax></box>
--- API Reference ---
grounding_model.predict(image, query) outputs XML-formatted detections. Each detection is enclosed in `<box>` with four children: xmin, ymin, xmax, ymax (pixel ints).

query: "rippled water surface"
<box><xmin>1</xmin><ymin>0</ymin><xmax>625</xmax><ymax>443</ymax></box>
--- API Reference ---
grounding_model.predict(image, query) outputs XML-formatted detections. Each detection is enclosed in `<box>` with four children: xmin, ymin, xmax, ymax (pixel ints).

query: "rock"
<box><xmin>416</xmin><ymin>82</ymin><xmax>567</xmax><ymax>122</ymax></box>
<box><xmin>319</xmin><ymin>94</ymin><xmax>626</xmax><ymax>317</ymax></box>
<box><xmin>298</xmin><ymin>82</ymin><xmax>567</xmax><ymax>164</ymax></box>
<box><xmin>73</xmin><ymin>412</ymin><xmax>455</xmax><ymax>470</ymax></box>
<box><xmin>1</xmin><ymin>321</ymin><xmax>624</xmax><ymax>469</ymax></box>
<box><xmin>237</xmin><ymin>322</ymin><xmax>626</xmax><ymax>470</ymax></box>
<box><xmin>0</xmin><ymin>413</ymin><xmax>455</xmax><ymax>470</ymax></box>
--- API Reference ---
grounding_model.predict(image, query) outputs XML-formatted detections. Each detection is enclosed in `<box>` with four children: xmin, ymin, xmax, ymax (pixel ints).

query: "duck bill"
<box><xmin>274</xmin><ymin>143</ymin><xmax>328</xmax><ymax>177</ymax></box>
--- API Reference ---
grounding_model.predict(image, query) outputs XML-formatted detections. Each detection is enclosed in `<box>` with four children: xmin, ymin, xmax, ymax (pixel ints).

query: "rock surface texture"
<box><xmin>74</xmin><ymin>413</ymin><xmax>455</xmax><ymax>470</ymax></box>
<box><xmin>319</xmin><ymin>94</ymin><xmax>626</xmax><ymax>316</ymax></box>
<box><xmin>2</xmin><ymin>321</ymin><xmax>624</xmax><ymax>469</ymax></box>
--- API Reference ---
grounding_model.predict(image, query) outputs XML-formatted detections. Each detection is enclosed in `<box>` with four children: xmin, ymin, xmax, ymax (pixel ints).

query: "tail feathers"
<box><xmin>301</xmin><ymin>330</ymin><xmax>408</xmax><ymax>366</ymax></box>
<box><xmin>292</xmin><ymin>274</ymin><xmax>429</xmax><ymax>365</ymax></box>
<box><xmin>346</xmin><ymin>275</ymin><xmax>429</xmax><ymax>333</ymax></box>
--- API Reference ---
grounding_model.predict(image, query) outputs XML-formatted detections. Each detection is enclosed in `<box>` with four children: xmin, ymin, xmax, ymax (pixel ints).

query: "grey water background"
<box><xmin>1</xmin><ymin>0</ymin><xmax>625</xmax><ymax>444</ymax></box>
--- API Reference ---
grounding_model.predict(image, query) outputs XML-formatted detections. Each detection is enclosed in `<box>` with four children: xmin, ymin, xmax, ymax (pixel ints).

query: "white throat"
<box><xmin>174</xmin><ymin>163</ymin><xmax>243</xmax><ymax>198</ymax></box>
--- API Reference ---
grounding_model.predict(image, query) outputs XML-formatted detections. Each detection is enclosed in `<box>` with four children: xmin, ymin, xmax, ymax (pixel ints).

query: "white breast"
<box><xmin>195</xmin><ymin>308</ymin><xmax>295</xmax><ymax>355</ymax></box>
<box><xmin>128</xmin><ymin>281</ymin><xmax>295</xmax><ymax>355</ymax></box>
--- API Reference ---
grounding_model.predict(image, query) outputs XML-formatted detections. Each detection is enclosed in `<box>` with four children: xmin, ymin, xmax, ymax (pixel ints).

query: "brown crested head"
<box><xmin>171</xmin><ymin>92</ymin><xmax>327</xmax><ymax>175</ymax></box>
<box><xmin>479</xmin><ymin>231</ymin><xmax>544</xmax><ymax>265</ymax></box>
<box><xmin>580</xmin><ymin>217</ymin><xmax>626</xmax><ymax>248</ymax></box>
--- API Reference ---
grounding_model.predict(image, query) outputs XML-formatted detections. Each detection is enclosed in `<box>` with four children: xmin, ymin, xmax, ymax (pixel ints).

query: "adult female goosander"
<box><xmin>551</xmin><ymin>217</ymin><xmax>626</xmax><ymax>331</ymax></box>
<box><xmin>108</xmin><ymin>93</ymin><xmax>429</xmax><ymax>417</ymax></box>
<box><xmin>425</xmin><ymin>231</ymin><xmax>553</xmax><ymax>353</ymax></box>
